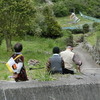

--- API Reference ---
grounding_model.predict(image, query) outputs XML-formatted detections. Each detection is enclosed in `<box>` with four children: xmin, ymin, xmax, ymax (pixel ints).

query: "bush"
<box><xmin>52</xmin><ymin>0</ymin><xmax>100</xmax><ymax>18</ymax></box>
<box><xmin>96</xmin><ymin>25</ymin><xmax>100</xmax><ymax>32</ymax></box>
<box><xmin>64</xmin><ymin>30</ymin><xmax>73</xmax><ymax>46</ymax></box>
<box><xmin>53</xmin><ymin>2</ymin><xmax>69</xmax><ymax>17</ymax></box>
<box><xmin>83</xmin><ymin>24</ymin><xmax>89</xmax><ymax>33</ymax></box>
<box><xmin>41</xmin><ymin>5</ymin><xmax>62</xmax><ymax>38</ymax></box>
<box><xmin>42</xmin><ymin>19</ymin><xmax>62</xmax><ymax>38</ymax></box>
<box><xmin>92</xmin><ymin>22</ymin><xmax>100</xmax><ymax>28</ymax></box>
<box><xmin>72</xmin><ymin>29</ymin><xmax>84</xmax><ymax>34</ymax></box>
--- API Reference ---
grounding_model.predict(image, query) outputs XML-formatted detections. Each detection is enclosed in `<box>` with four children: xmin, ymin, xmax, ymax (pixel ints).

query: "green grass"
<box><xmin>56</xmin><ymin>14</ymin><xmax>97</xmax><ymax>46</ymax></box>
<box><xmin>85</xmin><ymin>32</ymin><xmax>97</xmax><ymax>45</ymax></box>
<box><xmin>56</xmin><ymin>14</ymin><xmax>92</xmax><ymax>27</ymax></box>
<box><xmin>0</xmin><ymin>14</ymin><xmax>96</xmax><ymax>81</ymax></box>
<box><xmin>0</xmin><ymin>35</ymin><xmax>69</xmax><ymax>81</ymax></box>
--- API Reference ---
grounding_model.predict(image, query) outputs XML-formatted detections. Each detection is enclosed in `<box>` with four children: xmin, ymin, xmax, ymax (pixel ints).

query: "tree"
<box><xmin>42</xmin><ymin>5</ymin><xmax>62</xmax><ymax>38</ymax></box>
<box><xmin>0</xmin><ymin>0</ymin><xmax>36</xmax><ymax>51</ymax></box>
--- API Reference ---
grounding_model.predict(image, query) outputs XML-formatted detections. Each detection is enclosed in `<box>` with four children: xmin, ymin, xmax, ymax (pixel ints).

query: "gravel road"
<box><xmin>73</xmin><ymin>43</ymin><xmax>100</xmax><ymax>75</ymax></box>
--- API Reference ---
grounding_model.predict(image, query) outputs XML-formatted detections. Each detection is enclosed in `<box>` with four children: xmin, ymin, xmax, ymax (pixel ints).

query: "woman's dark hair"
<box><xmin>53</xmin><ymin>47</ymin><xmax>60</xmax><ymax>54</ymax></box>
<box><xmin>14</xmin><ymin>43</ymin><xmax>23</xmax><ymax>52</ymax></box>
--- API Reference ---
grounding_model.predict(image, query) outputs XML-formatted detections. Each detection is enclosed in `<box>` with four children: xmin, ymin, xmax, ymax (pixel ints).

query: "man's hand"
<box><xmin>78</xmin><ymin>66</ymin><xmax>81</xmax><ymax>72</ymax></box>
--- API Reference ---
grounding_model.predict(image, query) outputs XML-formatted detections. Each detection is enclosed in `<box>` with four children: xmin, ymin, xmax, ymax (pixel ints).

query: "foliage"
<box><xmin>52</xmin><ymin>0</ymin><xmax>100</xmax><ymax>18</ymax></box>
<box><xmin>83</xmin><ymin>24</ymin><xmax>89</xmax><ymax>33</ymax></box>
<box><xmin>1</xmin><ymin>0</ymin><xmax>100</xmax><ymax>51</ymax></box>
<box><xmin>85</xmin><ymin>32</ymin><xmax>97</xmax><ymax>46</ymax></box>
<box><xmin>0</xmin><ymin>0</ymin><xmax>36</xmax><ymax>51</ymax></box>
<box><xmin>92</xmin><ymin>22</ymin><xmax>100</xmax><ymax>28</ymax></box>
<box><xmin>53</xmin><ymin>1</ymin><xmax>69</xmax><ymax>17</ymax></box>
<box><xmin>32</xmin><ymin>70</ymin><xmax>55</xmax><ymax>81</ymax></box>
<box><xmin>71</xmin><ymin>29</ymin><xmax>84</xmax><ymax>34</ymax></box>
<box><xmin>15</xmin><ymin>0</ymin><xmax>36</xmax><ymax>37</ymax></box>
<box><xmin>97</xmin><ymin>32</ymin><xmax>100</xmax><ymax>41</ymax></box>
<box><xmin>41</xmin><ymin>5</ymin><xmax>62</xmax><ymax>38</ymax></box>
<box><xmin>64</xmin><ymin>30</ymin><xmax>73</xmax><ymax>46</ymax></box>
<box><xmin>96</xmin><ymin>25</ymin><xmax>100</xmax><ymax>32</ymax></box>
<box><xmin>34</xmin><ymin>0</ymin><xmax>46</xmax><ymax>4</ymax></box>
<box><xmin>0</xmin><ymin>32</ymin><xmax>71</xmax><ymax>81</ymax></box>
<box><xmin>0</xmin><ymin>0</ymin><xmax>99</xmax><ymax>81</ymax></box>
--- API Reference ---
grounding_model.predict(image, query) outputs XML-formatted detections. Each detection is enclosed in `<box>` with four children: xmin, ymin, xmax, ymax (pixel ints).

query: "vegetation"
<box><xmin>0</xmin><ymin>0</ymin><xmax>36</xmax><ymax>51</ymax></box>
<box><xmin>52</xmin><ymin>0</ymin><xmax>100</xmax><ymax>18</ymax></box>
<box><xmin>40</xmin><ymin>5</ymin><xmax>62</xmax><ymax>38</ymax></box>
<box><xmin>0</xmin><ymin>30</ymin><xmax>71</xmax><ymax>81</ymax></box>
<box><xmin>1</xmin><ymin>14</ymin><xmax>98</xmax><ymax>81</ymax></box>
<box><xmin>1</xmin><ymin>0</ymin><xmax>100</xmax><ymax>52</ymax></box>
<box><xmin>0</xmin><ymin>0</ymin><xmax>100</xmax><ymax>82</ymax></box>
<box><xmin>85</xmin><ymin>22</ymin><xmax>100</xmax><ymax>45</ymax></box>
<box><xmin>83</xmin><ymin>24</ymin><xmax>89</xmax><ymax>33</ymax></box>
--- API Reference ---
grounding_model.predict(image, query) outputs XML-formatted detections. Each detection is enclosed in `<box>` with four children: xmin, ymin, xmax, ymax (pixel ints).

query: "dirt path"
<box><xmin>73</xmin><ymin>43</ymin><xmax>100</xmax><ymax>75</ymax></box>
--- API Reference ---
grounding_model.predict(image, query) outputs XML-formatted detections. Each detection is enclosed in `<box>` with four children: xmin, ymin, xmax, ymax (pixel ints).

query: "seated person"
<box><xmin>60</xmin><ymin>44</ymin><xmax>82</xmax><ymax>74</ymax></box>
<box><xmin>46</xmin><ymin>47</ymin><xmax>64</xmax><ymax>74</ymax></box>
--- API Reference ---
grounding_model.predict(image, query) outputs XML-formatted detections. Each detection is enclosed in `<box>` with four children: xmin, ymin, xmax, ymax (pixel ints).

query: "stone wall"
<box><xmin>82</xmin><ymin>40</ymin><xmax>100</xmax><ymax>65</ymax></box>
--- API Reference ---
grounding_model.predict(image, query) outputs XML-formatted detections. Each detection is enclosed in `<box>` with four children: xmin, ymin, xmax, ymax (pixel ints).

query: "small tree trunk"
<box><xmin>3</xmin><ymin>31</ymin><xmax>12</xmax><ymax>52</ymax></box>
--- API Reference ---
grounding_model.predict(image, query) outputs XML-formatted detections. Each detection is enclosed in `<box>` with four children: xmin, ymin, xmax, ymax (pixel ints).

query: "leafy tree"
<box><xmin>53</xmin><ymin>1</ymin><xmax>69</xmax><ymax>17</ymax></box>
<box><xmin>42</xmin><ymin>5</ymin><xmax>62</xmax><ymax>38</ymax></box>
<box><xmin>0</xmin><ymin>0</ymin><xmax>36</xmax><ymax>51</ymax></box>
<box><xmin>52</xmin><ymin>0</ymin><xmax>100</xmax><ymax>18</ymax></box>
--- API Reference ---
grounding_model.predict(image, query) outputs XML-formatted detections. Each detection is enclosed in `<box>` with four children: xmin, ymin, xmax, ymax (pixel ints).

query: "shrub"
<box><xmin>83</xmin><ymin>24</ymin><xmax>89</xmax><ymax>33</ymax></box>
<box><xmin>53</xmin><ymin>2</ymin><xmax>69</xmax><ymax>17</ymax></box>
<box><xmin>96</xmin><ymin>24</ymin><xmax>100</xmax><ymax>32</ymax></box>
<box><xmin>72</xmin><ymin>29</ymin><xmax>84</xmax><ymax>34</ymax></box>
<box><xmin>41</xmin><ymin>5</ymin><xmax>62</xmax><ymax>38</ymax></box>
<box><xmin>92</xmin><ymin>22</ymin><xmax>100</xmax><ymax>28</ymax></box>
<box><xmin>64</xmin><ymin>31</ymin><xmax>73</xmax><ymax>46</ymax></box>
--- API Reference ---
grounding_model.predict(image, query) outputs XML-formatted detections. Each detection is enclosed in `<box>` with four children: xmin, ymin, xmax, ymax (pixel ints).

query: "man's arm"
<box><xmin>73</xmin><ymin>54</ymin><xmax>82</xmax><ymax>72</ymax></box>
<box><xmin>72</xmin><ymin>54</ymin><xmax>82</xmax><ymax>66</ymax></box>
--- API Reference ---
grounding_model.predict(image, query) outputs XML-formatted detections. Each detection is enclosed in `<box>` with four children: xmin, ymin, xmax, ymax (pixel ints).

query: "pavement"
<box><xmin>73</xmin><ymin>43</ymin><xmax>100</xmax><ymax>76</ymax></box>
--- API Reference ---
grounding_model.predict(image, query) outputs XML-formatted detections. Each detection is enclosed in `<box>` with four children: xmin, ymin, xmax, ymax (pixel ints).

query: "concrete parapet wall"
<box><xmin>0</xmin><ymin>75</ymin><xmax>100</xmax><ymax>100</ymax></box>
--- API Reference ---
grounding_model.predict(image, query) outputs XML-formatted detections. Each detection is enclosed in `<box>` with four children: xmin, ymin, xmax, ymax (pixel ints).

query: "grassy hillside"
<box><xmin>0</xmin><ymin>14</ymin><xmax>97</xmax><ymax>81</ymax></box>
<box><xmin>56</xmin><ymin>14</ymin><xmax>92</xmax><ymax>27</ymax></box>
<box><xmin>0</xmin><ymin>34</ymin><xmax>69</xmax><ymax>81</ymax></box>
<box><xmin>56</xmin><ymin>14</ymin><xmax>97</xmax><ymax>46</ymax></box>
